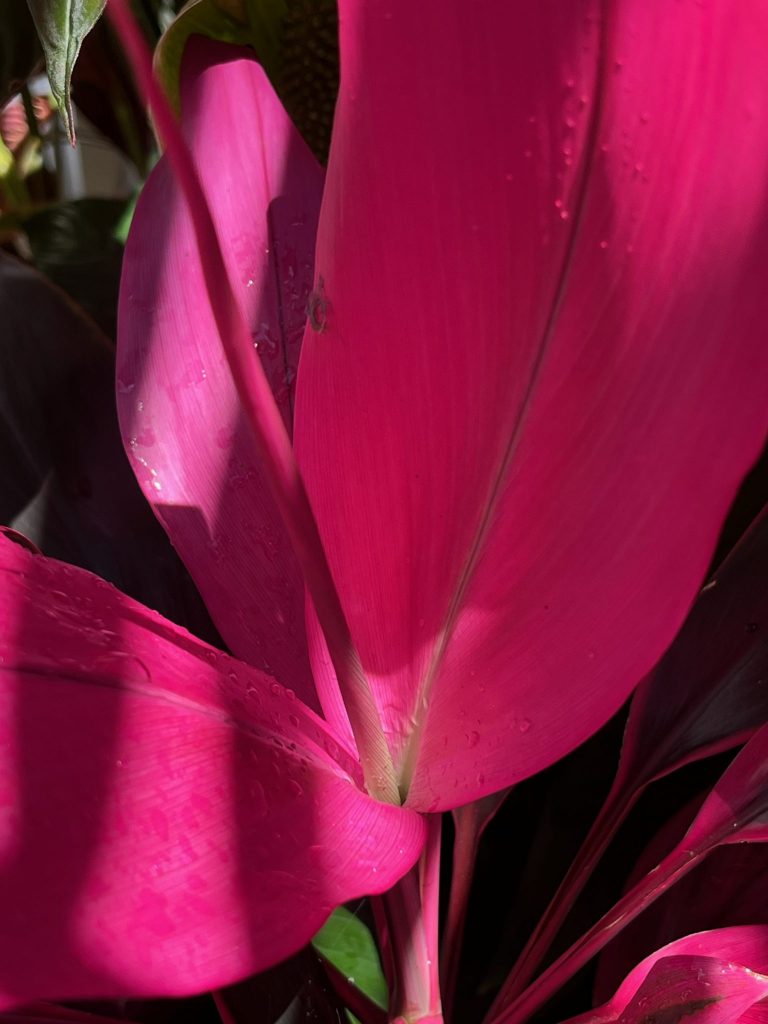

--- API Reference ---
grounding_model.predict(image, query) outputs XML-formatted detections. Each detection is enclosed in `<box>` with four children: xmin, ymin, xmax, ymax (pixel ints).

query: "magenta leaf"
<box><xmin>565</xmin><ymin>929</ymin><xmax>768</xmax><ymax>1024</ymax></box>
<box><xmin>501</xmin><ymin>503</ymin><xmax>768</xmax><ymax>1001</ymax></box>
<box><xmin>0</xmin><ymin>535</ymin><xmax>424</xmax><ymax>1008</ymax></box>
<box><xmin>294</xmin><ymin>0</ymin><xmax>768</xmax><ymax>810</ymax></box>
<box><xmin>595</xmin><ymin>799</ymin><xmax>768</xmax><ymax>1003</ymax></box>
<box><xmin>619</xmin><ymin>502</ymin><xmax>768</xmax><ymax>794</ymax></box>
<box><xmin>118</xmin><ymin>38</ymin><xmax>324</xmax><ymax>703</ymax></box>
<box><xmin>113</xmin><ymin>15</ymin><xmax>396</xmax><ymax>801</ymax></box>
<box><xmin>489</xmin><ymin>722</ymin><xmax>768</xmax><ymax>1024</ymax></box>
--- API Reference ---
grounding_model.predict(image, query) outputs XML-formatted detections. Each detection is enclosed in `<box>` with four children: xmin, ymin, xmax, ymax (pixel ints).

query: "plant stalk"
<box><xmin>105</xmin><ymin>0</ymin><xmax>398</xmax><ymax>805</ymax></box>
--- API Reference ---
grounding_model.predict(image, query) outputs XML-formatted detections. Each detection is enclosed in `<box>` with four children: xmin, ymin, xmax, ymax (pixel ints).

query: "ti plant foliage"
<box><xmin>2</xmin><ymin>2</ymin><xmax>768</xmax><ymax>1024</ymax></box>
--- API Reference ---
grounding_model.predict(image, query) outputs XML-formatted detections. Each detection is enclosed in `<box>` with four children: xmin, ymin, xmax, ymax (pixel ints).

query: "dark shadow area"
<box><xmin>1</xmin><ymin>548</ymin><xmax>137</xmax><ymax>1002</ymax></box>
<box><xmin>0</xmin><ymin>252</ymin><xmax>218</xmax><ymax>640</ymax></box>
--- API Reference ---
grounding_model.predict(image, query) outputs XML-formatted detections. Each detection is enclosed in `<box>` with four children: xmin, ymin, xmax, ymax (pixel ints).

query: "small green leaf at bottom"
<box><xmin>312</xmin><ymin>906</ymin><xmax>388</xmax><ymax>1012</ymax></box>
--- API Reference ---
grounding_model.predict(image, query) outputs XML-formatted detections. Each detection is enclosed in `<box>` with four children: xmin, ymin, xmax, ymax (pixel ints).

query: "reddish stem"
<box><xmin>488</xmin><ymin>778</ymin><xmax>635</xmax><ymax>1017</ymax></box>
<box><xmin>380</xmin><ymin>815</ymin><xmax>444</xmax><ymax>1024</ymax></box>
<box><xmin>211</xmin><ymin>992</ymin><xmax>236</xmax><ymax>1024</ymax></box>
<box><xmin>485</xmin><ymin>841</ymin><xmax>707</xmax><ymax>1024</ymax></box>
<box><xmin>441</xmin><ymin>790</ymin><xmax>510</xmax><ymax>1022</ymax></box>
<box><xmin>105</xmin><ymin>0</ymin><xmax>398</xmax><ymax>805</ymax></box>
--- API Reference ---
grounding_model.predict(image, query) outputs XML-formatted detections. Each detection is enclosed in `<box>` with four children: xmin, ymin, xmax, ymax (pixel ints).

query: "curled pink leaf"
<box><xmin>567</xmin><ymin>929</ymin><xmax>768</xmax><ymax>1024</ymax></box>
<box><xmin>0</xmin><ymin>536</ymin><xmax>424</xmax><ymax>1008</ymax></box>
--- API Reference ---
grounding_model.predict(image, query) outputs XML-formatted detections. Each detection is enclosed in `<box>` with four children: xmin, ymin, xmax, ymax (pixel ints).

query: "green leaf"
<box><xmin>312</xmin><ymin>907</ymin><xmax>388</xmax><ymax>1011</ymax></box>
<box><xmin>154</xmin><ymin>0</ymin><xmax>265</xmax><ymax>116</ymax></box>
<box><xmin>22</xmin><ymin>197</ymin><xmax>129</xmax><ymax>336</ymax></box>
<box><xmin>26</xmin><ymin>0</ymin><xmax>106</xmax><ymax>143</ymax></box>
<box><xmin>155</xmin><ymin>0</ymin><xmax>338</xmax><ymax>162</ymax></box>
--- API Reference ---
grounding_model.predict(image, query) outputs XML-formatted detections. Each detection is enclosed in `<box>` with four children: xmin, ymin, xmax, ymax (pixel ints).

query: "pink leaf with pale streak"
<box><xmin>596</xmin><ymin>798</ymin><xmax>768</xmax><ymax>1003</ymax></box>
<box><xmin>566</xmin><ymin>929</ymin><xmax>768</xmax><ymax>1024</ymax></box>
<box><xmin>0</xmin><ymin>536</ymin><xmax>424</xmax><ymax>1008</ymax></box>
<box><xmin>489</xmin><ymin>723</ymin><xmax>768</xmax><ymax>1024</ymax></box>
<box><xmin>501</xmin><ymin>500</ymin><xmax>768</xmax><ymax>1004</ymax></box>
<box><xmin>294</xmin><ymin>0</ymin><xmax>768</xmax><ymax>809</ymax></box>
<box><xmin>118</xmin><ymin>39</ymin><xmax>323</xmax><ymax>705</ymax></box>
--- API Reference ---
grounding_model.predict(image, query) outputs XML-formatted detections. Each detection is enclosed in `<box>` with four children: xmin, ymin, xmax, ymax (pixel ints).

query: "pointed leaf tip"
<box><xmin>26</xmin><ymin>0</ymin><xmax>107</xmax><ymax>143</ymax></box>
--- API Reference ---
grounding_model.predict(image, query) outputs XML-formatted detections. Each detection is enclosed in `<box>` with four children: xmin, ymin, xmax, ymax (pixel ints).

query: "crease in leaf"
<box><xmin>570</xmin><ymin>929</ymin><xmax>768</xmax><ymax>1024</ymax></box>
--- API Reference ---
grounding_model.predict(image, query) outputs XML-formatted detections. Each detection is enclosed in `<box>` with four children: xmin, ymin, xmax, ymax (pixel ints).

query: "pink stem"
<box><xmin>488</xmin><ymin>778</ymin><xmax>636</xmax><ymax>1017</ymax></box>
<box><xmin>381</xmin><ymin>815</ymin><xmax>444</xmax><ymax>1024</ymax></box>
<box><xmin>484</xmin><ymin>841</ymin><xmax>707</xmax><ymax>1024</ymax></box>
<box><xmin>211</xmin><ymin>992</ymin><xmax>236</xmax><ymax>1024</ymax></box>
<box><xmin>105</xmin><ymin>0</ymin><xmax>398</xmax><ymax>805</ymax></box>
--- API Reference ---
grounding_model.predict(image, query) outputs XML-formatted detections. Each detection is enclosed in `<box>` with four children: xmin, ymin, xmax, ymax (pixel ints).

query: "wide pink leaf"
<box><xmin>566</xmin><ymin>929</ymin><xmax>768</xmax><ymax>1024</ymax></box>
<box><xmin>294</xmin><ymin>0</ymin><xmax>768</xmax><ymax>809</ymax></box>
<box><xmin>0</xmin><ymin>536</ymin><xmax>424</xmax><ymax>1008</ymax></box>
<box><xmin>118</xmin><ymin>38</ymin><xmax>323</xmax><ymax>703</ymax></box>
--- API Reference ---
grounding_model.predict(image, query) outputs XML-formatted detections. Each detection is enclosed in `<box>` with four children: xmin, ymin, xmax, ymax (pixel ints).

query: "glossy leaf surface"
<box><xmin>295</xmin><ymin>0</ymin><xmax>768</xmax><ymax>810</ymax></box>
<box><xmin>0</xmin><ymin>536</ymin><xmax>424</xmax><ymax>1008</ymax></box>
<box><xmin>567</xmin><ymin>929</ymin><xmax>768</xmax><ymax>1024</ymax></box>
<box><xmin>312</xmin><ymin>905</ymin><xmax>388</xmax><ymax>1010</ymax></box>
<box><xmin>595</xmin><ymin>799</ymin><xmax>768</xmax><ymax>1003</ymax></box>
<box><xmin>119</xmin><ymin>39</ymin><xmax>324</xmax><ymax>704</ymax></box>
<box><xmin>491</xmin><ymin>724</ymin><xmax>768</xmax><ymax>1024</ymax></box>
<box><xmin>500</xmin><ymin>503</ymin><xmax>768</xmax><ymax>1002</ymax></box>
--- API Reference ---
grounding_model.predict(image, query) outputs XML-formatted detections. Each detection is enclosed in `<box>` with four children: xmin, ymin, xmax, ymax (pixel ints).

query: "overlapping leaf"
<box><xmin>294</xmin><ymin>0</ymin><xmax>768</xmax><ymax>810</ymax></box>
<box><xmin>501</xmin><ymin>504</ymin><xmax>768</xmax><ymax>1001</ymax></box>
<box><xmin>0</xmin><ymin>535</ymin><xmax>424</xmax><ymax>1008</ymax></box>
<box><xmin>119</xmin><ymin>39</ymin><xmax>324</xmax><ymax>704</ymax></box>
<box><xmin>595</xmin><ymin>798</ymin><xmax>768</xmax><ymax>1003</ymax></box>
<box><xmin>566</xmin><ymin>929</ymin><xmax>768</xmax><ymax>1024</ymax></box>
<box><xmin>491</xmin><ymin>723</ymin><xmax>768</xmax><ymax>1024</ymax></box>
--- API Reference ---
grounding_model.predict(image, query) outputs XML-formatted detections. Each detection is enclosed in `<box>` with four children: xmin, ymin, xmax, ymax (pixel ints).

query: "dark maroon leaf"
<box><xmin>0</xmin><ymin>252</ymin><xmax>215</xmax><ymax>639</ymax></box>
<box><xmin>214</xmin><ymin>948</ymin><xmax>345</xmax><ymax>1024</ymax></box>
<box><xmin>618</xmin><ymin>504</ymin><xmax>768</xmax><ymax>792</ymax></box>
<box><xmin>497</xmin><ymin>507</ymin><xmax>768</xmax><ymax>1004</ymax></box>
<box><xmin>490</xmin><ymin>724</ymin><xmax>768</xmax><ymax>1024</ymax></box>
